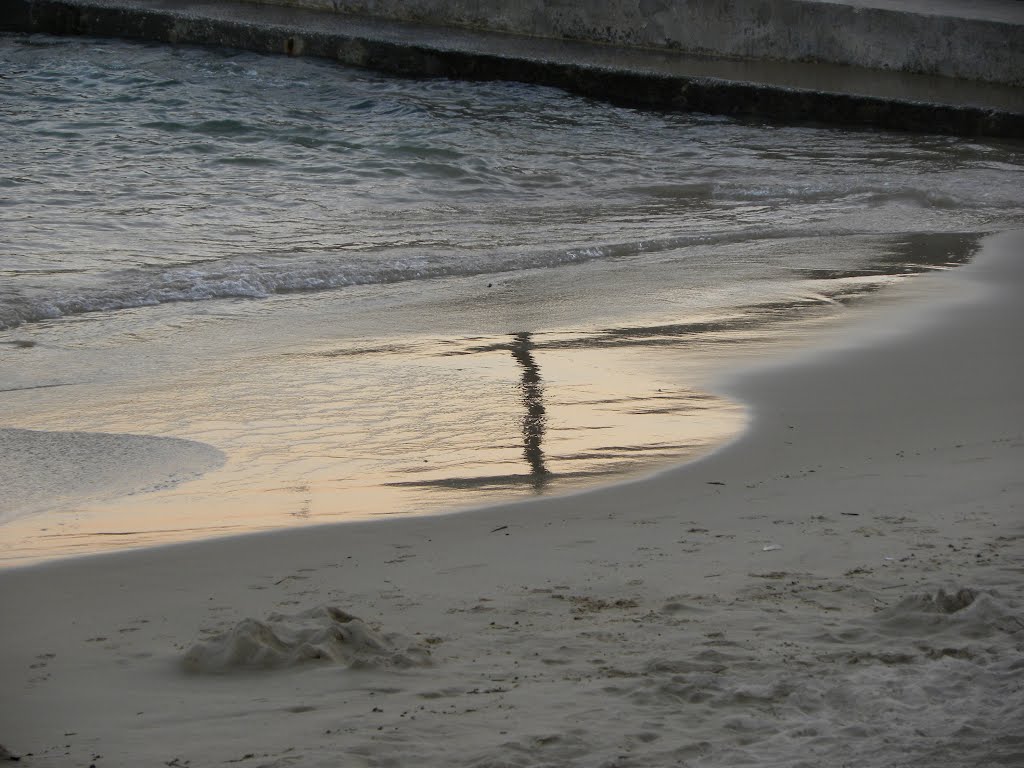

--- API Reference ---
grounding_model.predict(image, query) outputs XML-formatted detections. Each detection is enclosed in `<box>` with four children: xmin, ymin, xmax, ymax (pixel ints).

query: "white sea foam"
<box><xmin>0</xmin><ymin>230</ymin><xmax>801</xmax><ymax>329</ymax></box>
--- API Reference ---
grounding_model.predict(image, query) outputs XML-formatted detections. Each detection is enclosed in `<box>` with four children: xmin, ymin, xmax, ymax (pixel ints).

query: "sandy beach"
<box><xmin>1</xmin><ymin>228</ymin><xmax>1022</xmax><ymax>766</ymax></box>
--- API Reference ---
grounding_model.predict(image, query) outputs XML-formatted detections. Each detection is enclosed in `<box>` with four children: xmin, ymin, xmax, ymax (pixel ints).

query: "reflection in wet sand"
<box><xmin>0</xmin><ymin>320</ymin><xmax>747</xmax><ymax>564</ymax></box>
<box><xmin>791</xmin><ymin>232</ymin><xmax>981</xmax><ymax>282</ymax></box>
<box><xmin>385</xmin><ymin>329</ymin><xmax>729</xmax><ymax>494</ymax></box>
<box><xmin>0</xmin><ymin>232</ymin><xmax>983</xmax><ymax>564</ymax></box>
<box><xmin>509</xmin><ymin>332</ymin><xmax>550</xmax><ymax>491</ymax></box>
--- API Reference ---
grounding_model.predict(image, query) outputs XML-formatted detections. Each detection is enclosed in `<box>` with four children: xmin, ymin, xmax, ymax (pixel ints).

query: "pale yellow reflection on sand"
<box><xmin>3</xmin><ymin>246</ymin><xmax>962</xmax><ymax>566</ymax></box>
<box><xmin>1</xmin><ymin>332</ymin><xmax>750</xmax><ymax>564</ymax></box>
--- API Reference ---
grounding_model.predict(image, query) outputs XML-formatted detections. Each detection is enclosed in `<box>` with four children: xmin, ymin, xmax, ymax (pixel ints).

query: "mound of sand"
<box><xmin>182</xmin><ymin>605</ymin><xmax>431</xmax><ymax>673</ymax></box>
<box><xmin>873</xmin><ymin>587</ymin><xmax>1023</xmax><ymax>639</ymax></box>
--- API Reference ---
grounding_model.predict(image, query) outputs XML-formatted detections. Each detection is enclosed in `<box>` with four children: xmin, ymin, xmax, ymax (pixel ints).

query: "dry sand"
<box><xmin>1</xmin><ymin>231</ymin><xmax>1022</xmax><ymax>767</ymax></box>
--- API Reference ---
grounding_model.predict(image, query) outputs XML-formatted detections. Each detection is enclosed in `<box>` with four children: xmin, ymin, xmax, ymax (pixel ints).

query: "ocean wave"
<box><xmin>716</xmin><ymin>183</ymin><xmax>964</xmax><ymax>209</ymax></box>
<box><xmin>1</xmin><ymin>225</ymin><xmax>990</xmax><ymax>331</ymax></box>
<box><xmin>0</xmin><ymin>232</ymin><xmax>783</xmax><ymax>330</ymax></box>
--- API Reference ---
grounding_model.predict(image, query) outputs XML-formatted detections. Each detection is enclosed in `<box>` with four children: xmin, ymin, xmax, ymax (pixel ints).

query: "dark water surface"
<box><xmin>3</xmin><ymin>34</ymin><xmax>1021</xmax><ymax>329</ymax></box>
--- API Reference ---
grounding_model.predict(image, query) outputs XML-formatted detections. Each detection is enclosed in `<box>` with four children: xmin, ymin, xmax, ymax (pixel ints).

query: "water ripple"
<box><xmin>1</xmin><ymin>33</ymin><xmax>1022</xmax><ymax>329</ymax></box>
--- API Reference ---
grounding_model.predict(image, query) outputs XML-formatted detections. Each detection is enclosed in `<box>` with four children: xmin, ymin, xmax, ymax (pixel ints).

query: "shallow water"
<box><xmin>1</xmin><ymin>34</ymin><xmax>1022</xmax><ymax>563</ymax></box>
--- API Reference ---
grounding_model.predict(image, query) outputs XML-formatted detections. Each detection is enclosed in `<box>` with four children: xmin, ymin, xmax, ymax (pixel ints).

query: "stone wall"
<box><xmin>256</xmin><ymin>0</ymin><xmax>1024</xmax><ymax>85</ymax></box>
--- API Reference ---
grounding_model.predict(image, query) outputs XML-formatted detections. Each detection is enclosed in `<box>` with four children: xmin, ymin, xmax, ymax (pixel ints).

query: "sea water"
<box><xmin>1</xmin><ymin>34</ymin><xmax>1022</xmax><ymax>563</ymax></box>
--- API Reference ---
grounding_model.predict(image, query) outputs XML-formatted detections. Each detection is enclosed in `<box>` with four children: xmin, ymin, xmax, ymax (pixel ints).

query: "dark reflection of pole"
<box><xmin>509</xmin><ymin>332</ymin><xmax>550</xmax><ymax>491</ymax></box>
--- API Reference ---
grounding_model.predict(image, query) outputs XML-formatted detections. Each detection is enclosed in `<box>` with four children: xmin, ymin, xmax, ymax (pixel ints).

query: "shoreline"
<box><xmin>3</xmin><ymin>230</ymin><xmax>963</xmax><ymax>567</ymax></box>
<box><xmin>1</xmin><ymin>231</ymin><xmax>1021</xmax><ymax>765</ymax></box>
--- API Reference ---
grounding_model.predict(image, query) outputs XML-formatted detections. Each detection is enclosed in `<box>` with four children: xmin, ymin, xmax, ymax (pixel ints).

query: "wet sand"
<box><xmin>0</xmin><ymin>230</ymin><xmax>960</xmax><ymax>565</ymax></box>
<box><xmin>0</xmin><ymin>230</ymin><xmax>1022</xmax><ymax>766</ymax></box>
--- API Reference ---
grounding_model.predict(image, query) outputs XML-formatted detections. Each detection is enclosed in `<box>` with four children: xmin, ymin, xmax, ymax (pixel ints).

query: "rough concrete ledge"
<box><xmin>3</xmin><ymin>0</ymin><xmax>1023</xmax><ymax>138</ymax></box>
<box><xmin>258</xmin><ymin>0</ymin><xmax>1024</xmax><ymax>87</ymax></box>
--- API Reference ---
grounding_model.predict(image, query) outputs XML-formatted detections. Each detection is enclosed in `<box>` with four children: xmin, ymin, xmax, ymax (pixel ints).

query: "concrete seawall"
<box><xmin>266</xmin><ymin>0</ymin><xmax>1024</xmax><ymax>87</ymax></box>
<box><xmin>2</xmin><ymin>0</ymin><xmax>1023</xmax><ymax>137</ymax></box>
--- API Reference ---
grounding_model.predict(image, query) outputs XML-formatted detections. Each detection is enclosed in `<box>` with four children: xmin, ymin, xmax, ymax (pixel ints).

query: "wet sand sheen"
<box><xmin>0</xmin><ymin>326</ymin><xmax>746</xmax><ymax>564</ymax></box>
<box><xmin>0</xmin><ymin>235</ymin><xmax>971</xmax><ymax>565</ymax></box>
